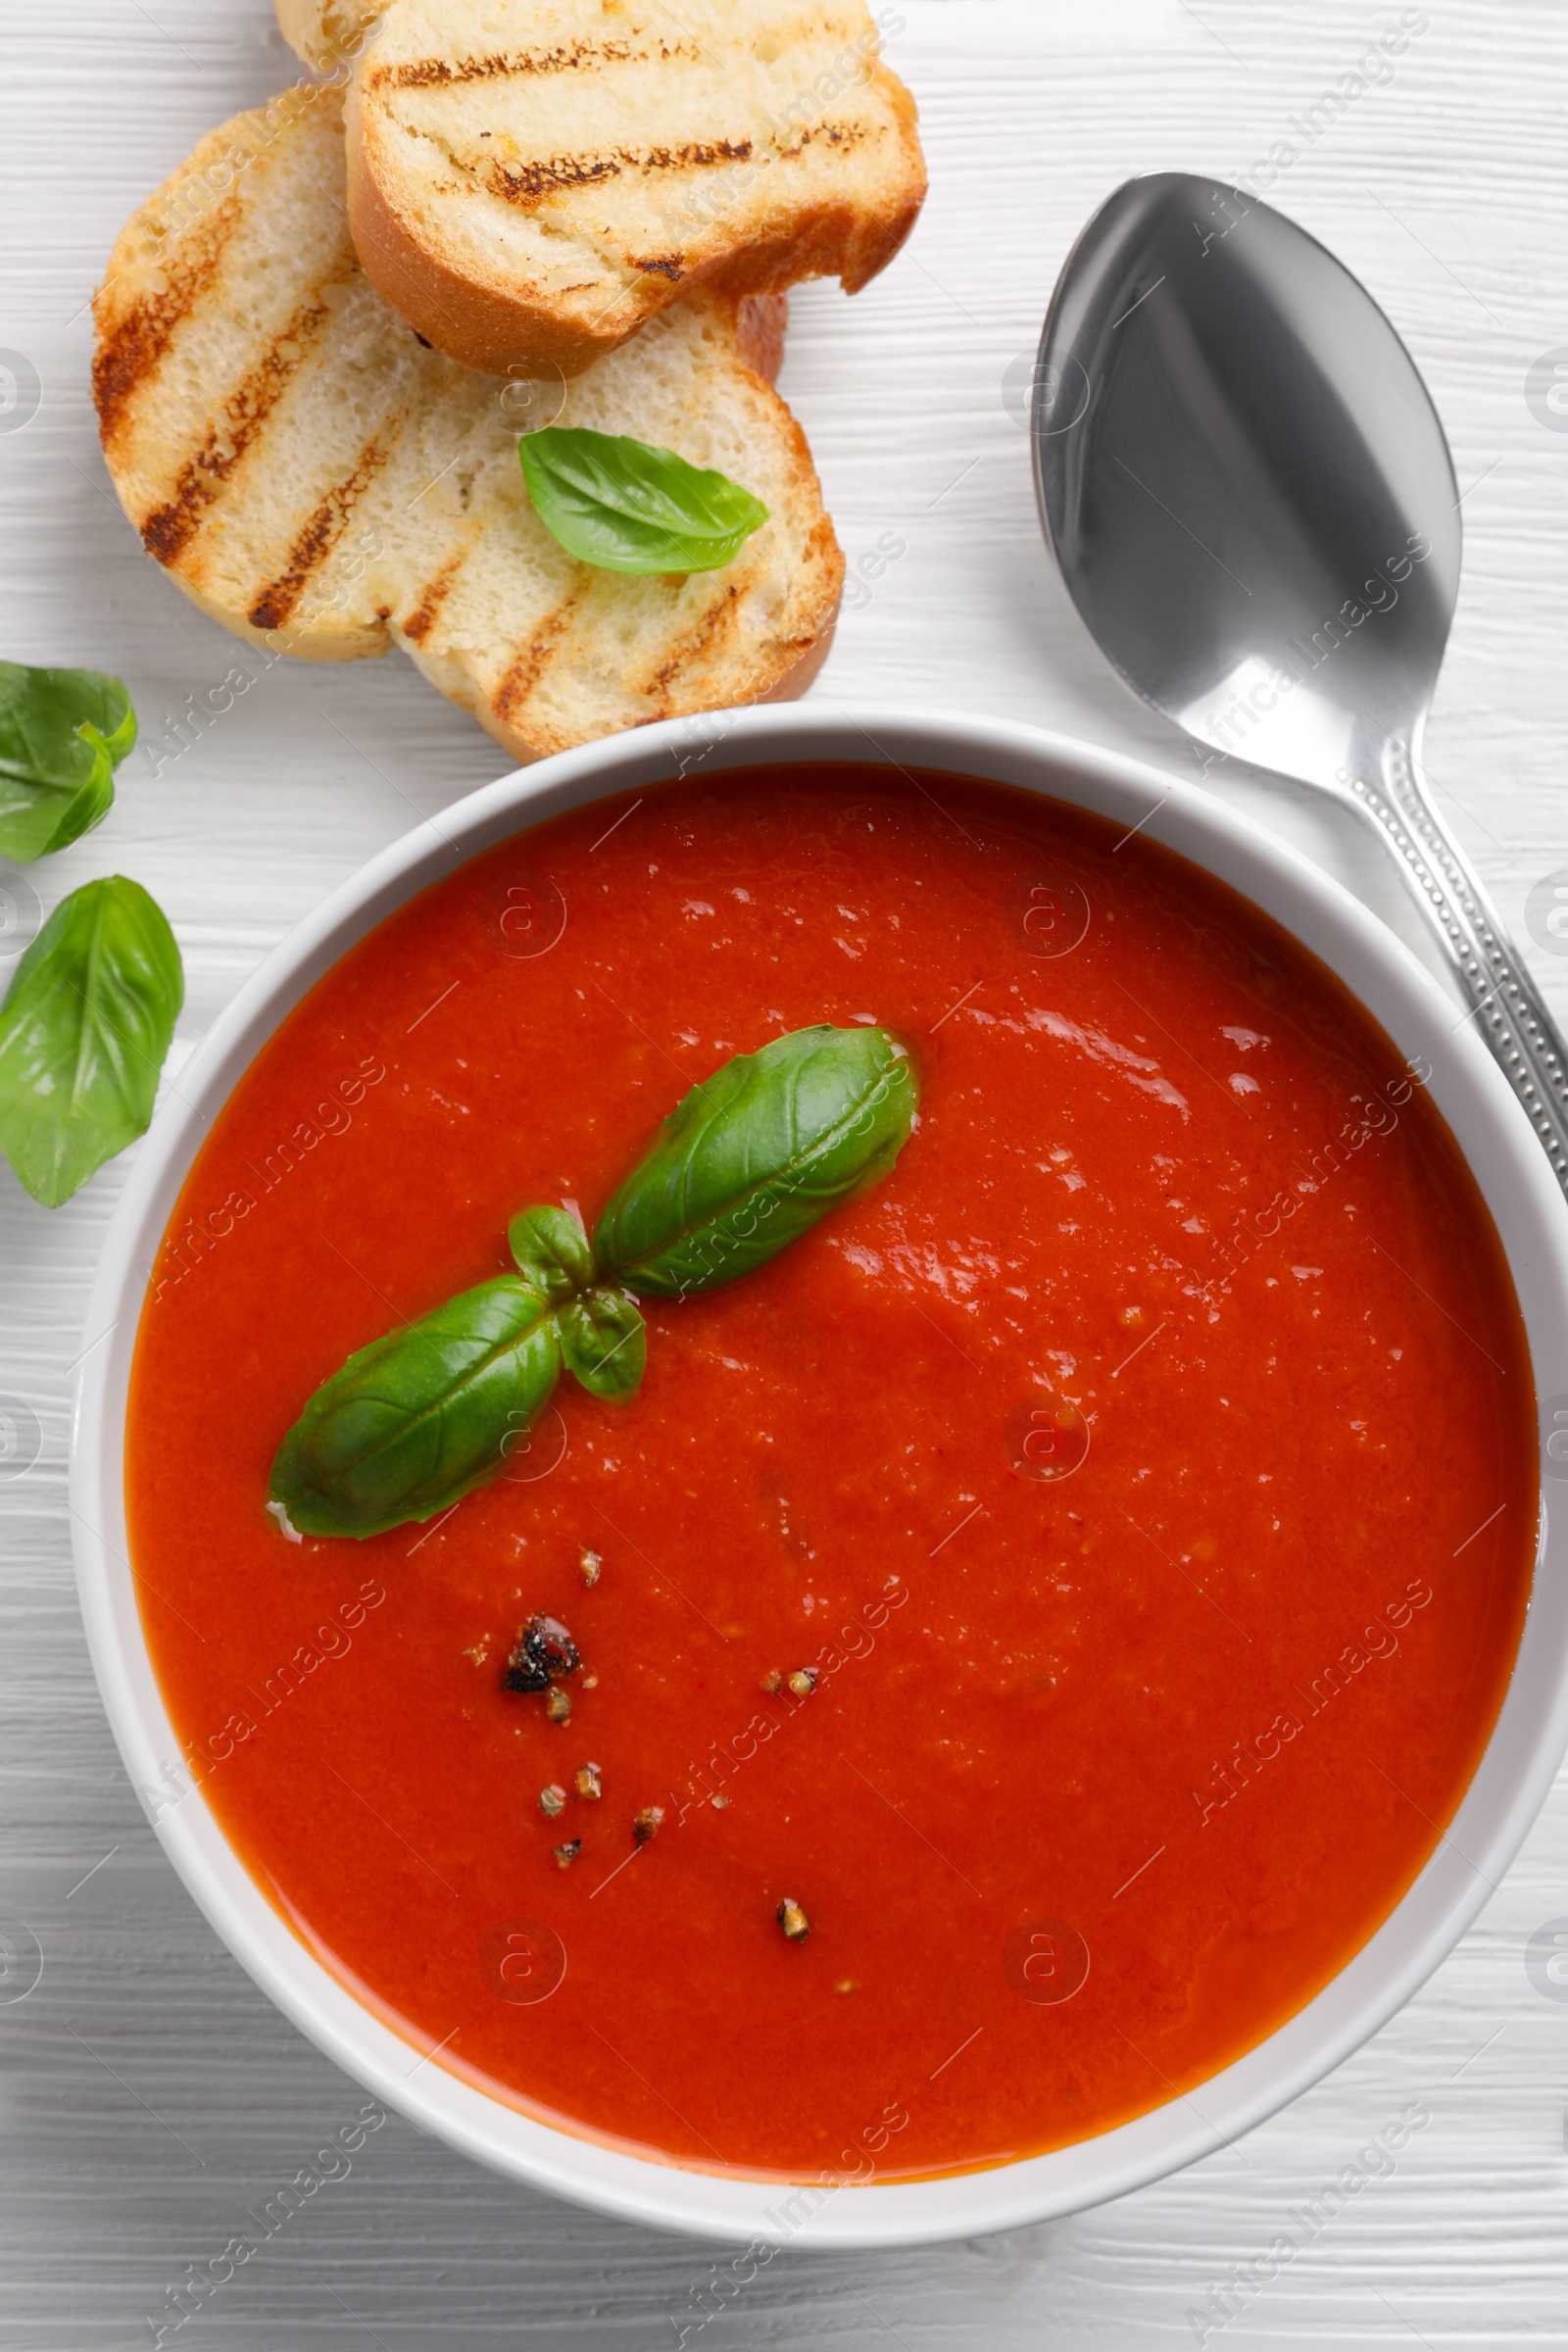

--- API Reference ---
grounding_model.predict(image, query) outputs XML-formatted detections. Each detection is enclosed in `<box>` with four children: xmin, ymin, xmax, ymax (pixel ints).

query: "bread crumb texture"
<box><xmin>92</xmin><ymin>91</ymin><xmax>844</xmax><ymax>762</ymax></box>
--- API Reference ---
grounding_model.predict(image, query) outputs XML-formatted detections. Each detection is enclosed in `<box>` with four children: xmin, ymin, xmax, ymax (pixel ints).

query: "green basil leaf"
<box><xmin>595</xmin><ymin>1025</ymin><xmax>919</xmax><ymax>1300</ymax></box>
<box><xmin>559</xmin><ymin>1287</ymin><xmax>647</xmax><ymax>1402</ymax></box>
<box><xmin>509</xmin><ymin>1203</ymin><xmax>595</xmax><ymax>1301</ymax></box>
<box><xmin>270</xmin><ymin>1275</ymin><xmax>563</xmax><ymax>1540</ymax></box>
<box><xmin>0</xmin><ymin>662</ymin><xmax>137</xmax><ymax>862</ymax></box>
<box><xmin>0</xmin><ymin>876</ymin><xmax>182</xmax><ymax>1207</ymax></box>
<box><xmin>518</xmin><ymin>426</ymin><xmax>769</xmax><ymax>575</ymax></box>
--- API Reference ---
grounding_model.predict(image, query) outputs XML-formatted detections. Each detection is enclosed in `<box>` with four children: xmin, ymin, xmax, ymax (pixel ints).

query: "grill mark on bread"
<box><xmin>491</xmin><ymin>153</ymin><xmax>623</xmax><ymax>203</ymax></box>
<box><xmin>93</xmin><ymin>207</ymin><xmax>241</xmax><ymax>445</ymax></box>
<box><xmin>400</xmin><ymin>555</ymin><xmax>466</xmax><ymax>646</ymax></box>
<box><xmin>374</xmin><ymin>39</ymin><xmax>684</xmax><ymax>87</ymax></box>
<box><xmin>772</xmin><ymin>122</ymin><xmax>872</xmax><ymax>164</ymax></box>
<box><xmin>137</xmin><ymin>291</ymin><xmax>340</xmax><ymax>566</ymax></box>
<box><xmin>646</xmin><ymin>583</ymin><xmax>742</xmax><ymax>705</ymax></box>
<box><xmin>248</xmin><ymin>438</ymin><xmax>389</xmax><ymax>632</ymax></box>
<box><xmin>486</xmin><ymin>137</ymin><xmax>753</xmax><ymax>208</ymax></box>
<box><xmin>493</xmin><ymin>598</ymin><xmax>579</xmax><ymax>720</ymax></box>
<box><xmin>642</xmin><ymin>140</ymin><xmax>753</xmax><ymax>173</ymax></box>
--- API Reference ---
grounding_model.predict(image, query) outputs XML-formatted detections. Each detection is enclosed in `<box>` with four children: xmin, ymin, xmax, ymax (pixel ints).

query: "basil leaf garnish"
<box><xmin>0</xmin><ymin>662</ymin><xmax>137</xmax><ymax>862</ymax></box>
<box><xmin>0</xmin><ymin>876</ymin><xmax>182</xmax><ymax>1207</ymax></box>
<box><xmin>265</xmin><ymin>1029</ymin><xmax>918</xmax><ymax>1540</ymax></box>
<box><xmin>517</xmin><ymin>426</ymin><xmax>769</xmax><ymax>575</ymax></box>
<box><xmin>595</xmin><ymin>1025</ymin><xmax>919</xmax><ymax>1300</ymax></box>
<box><xmin>509</xmin><ymin>1203</ymin><xmax>595</xmax><ymax>1301</ymax></box>
<box><xmin>269</xmin><ymin>1276</ymin><xmax>563</xmax><ymax>1540</ymax></box>
<box><xmin>559</xmin><ymin>1288</ymin><xmax>647</xmax><ymax>1403</ymax></box>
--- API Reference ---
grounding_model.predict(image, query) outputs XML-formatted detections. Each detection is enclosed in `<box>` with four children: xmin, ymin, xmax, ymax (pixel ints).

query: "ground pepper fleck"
<box><xmin>504</xmin><ymin>1615</ymin><xmax>580</xmax><ymax>1693</ymax></box>
<box><xmin>546</xmin><ymin>1687</ymin><xmax>571</xmax><ymax>1725</ymax></box>
<box><xmin>554</xmin><ymin>1839</ymin><xmax>581</xmax><ymax>1868</ymax></box>
<box><xmin>632</xmin><ymin>1806</ymin><xmax>665</xmax><ymax>1844</ymax></box>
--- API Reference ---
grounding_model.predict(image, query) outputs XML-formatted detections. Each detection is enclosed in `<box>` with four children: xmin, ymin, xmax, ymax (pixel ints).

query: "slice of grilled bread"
<box><xmin>93</xmin><ymin>90</ymin><xmax>843</xmax><ymax>764</ymax></box>
<box><xmin>273</xmin><ymin>0</ymin><xmax>926</xmax><ymax>377</ymax></box>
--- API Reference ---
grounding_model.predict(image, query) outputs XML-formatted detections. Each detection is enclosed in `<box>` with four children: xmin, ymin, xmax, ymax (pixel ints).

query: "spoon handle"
<box><xmin>1349</xmin><ymin>741</ymin><xmax>1568</xmax><ymax>1194</ymax></box>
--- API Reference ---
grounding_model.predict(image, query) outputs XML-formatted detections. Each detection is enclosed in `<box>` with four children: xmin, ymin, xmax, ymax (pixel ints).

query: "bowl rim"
<box><xmin>70</xmin><ymin>701</ymin><xmax>1568</xmax><ymax>2251</ymax></box>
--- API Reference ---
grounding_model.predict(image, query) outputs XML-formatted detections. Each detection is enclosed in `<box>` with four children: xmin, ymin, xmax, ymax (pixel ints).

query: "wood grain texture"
<box><xmin>2</xmin><ymin>1</ymin><xmax>1568</xmax><ymax>2342</ymax></box>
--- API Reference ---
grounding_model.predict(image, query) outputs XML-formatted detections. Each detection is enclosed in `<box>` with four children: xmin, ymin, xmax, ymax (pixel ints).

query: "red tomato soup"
<box><xmin>126</xmin><ymin>766</ymin><xmax>1536</xmax><ymax>2181</ymax></box>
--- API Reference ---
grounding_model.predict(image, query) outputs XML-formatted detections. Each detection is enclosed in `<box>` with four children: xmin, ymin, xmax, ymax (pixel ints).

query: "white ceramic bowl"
<box><xmin>72</xmin><ymin>705</ymin><xmax>1568</xmax><ymax>2250</ymax></box>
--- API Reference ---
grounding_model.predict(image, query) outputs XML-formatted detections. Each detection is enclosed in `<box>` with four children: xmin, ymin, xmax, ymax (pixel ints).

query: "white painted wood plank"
<box><xmin>3</xmin><ymin>2</ymin><xmax>1567</xmax><ymax>2343</ymax></box>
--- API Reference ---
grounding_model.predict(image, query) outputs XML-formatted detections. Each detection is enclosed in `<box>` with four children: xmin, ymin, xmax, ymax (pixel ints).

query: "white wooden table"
<box><xmin>3</xmin><ymin>2</ymin><xmax>1567</xmax><ymax>2342</ymax></box>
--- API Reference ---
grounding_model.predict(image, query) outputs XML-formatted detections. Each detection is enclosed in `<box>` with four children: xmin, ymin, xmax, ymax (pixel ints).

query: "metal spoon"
<box><xmin>1033</xmin><ymin>171</ymin><xmax>1568</xmax><ymax>1191</ymax></box>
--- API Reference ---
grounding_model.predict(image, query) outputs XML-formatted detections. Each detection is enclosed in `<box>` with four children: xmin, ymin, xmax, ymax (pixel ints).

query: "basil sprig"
<box><xmin>518</xmin><ymin>426</ymin><xmax>769</xmax><ymax>574</ymax></box>
<box><xmin>0</xmin><ymin>876</ymin><xmax>183</xmax><ymax>1208</ymax></box>
<box><xmin>269</xmin><ymin>1026</ymin><xmax>918</xmax><ymax>1541</ymax></box>
<box><xmin>0</xmin><ymin>662</ymin><xmax>137</xmax><ymax>862</ymax></box>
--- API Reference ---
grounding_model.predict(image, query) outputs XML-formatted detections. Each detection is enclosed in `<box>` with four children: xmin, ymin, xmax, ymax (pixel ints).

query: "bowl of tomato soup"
<box><xmin>73</xmin><ymin>706</ymin><xmax>1568</xmax><ymax>2248</ymax></box>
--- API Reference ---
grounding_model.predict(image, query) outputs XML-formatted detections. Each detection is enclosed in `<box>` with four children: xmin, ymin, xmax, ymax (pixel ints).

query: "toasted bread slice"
<box><xmin>273</xmin><ymin>0</ymin><xmax>926</xmax><ymax>376</ymax></box>
<box><xmin>93</xmin><ymin>91</ymin><xmax>842</xmax><ymax>763</ymax></box>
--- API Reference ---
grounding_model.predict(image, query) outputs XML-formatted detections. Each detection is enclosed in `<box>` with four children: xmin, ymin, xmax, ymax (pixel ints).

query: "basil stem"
<box><xmin>0</xmin><ymin>662</ymin><xmax>137</xmax><ymax>862</ymax></box>
<box><xmin>0</xmin><ymin>875</ymin><xmax>182</xmax><ymax>1208</ymax></box>
<box><xmin>269</xmin><ymin>1276</ymin><xmax>563</xmax><ymax>1540</ymax></box>
<box><xmin>559</xmin><ymin>1287</ymin><xmax>647</xmax><ymax>1402</ymax></box>
<box><xmin>596</xmin><ymin>1025</ymin><xmax>919</xmax><ymax>1299</ymax></box>
<box><xmin>517</xmin><ymin>426</ymin><xmax>769</xmax><ymax>575</ymax></box>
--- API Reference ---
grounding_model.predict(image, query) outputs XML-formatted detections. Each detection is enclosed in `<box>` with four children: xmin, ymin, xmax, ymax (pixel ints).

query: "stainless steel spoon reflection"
<box><xmin>1033</xmin><ymin>172</ymin><xmax>1568</xmax><ymax>1193</ymax></box>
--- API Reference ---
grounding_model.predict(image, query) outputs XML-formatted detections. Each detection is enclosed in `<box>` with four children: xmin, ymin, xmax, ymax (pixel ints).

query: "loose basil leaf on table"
<box><xmin>559</xmin><ymin>1287</ymin><xmax>648</xmax><ymax>1403</ymax></box>
<box><xmin>0</xmin><ymin>875</ymin><xmax>182</xmax><ymax>1208</ymax></box>
<box><xmin>0</xmin><ymin>662</ymin><xmax>137</xmax><ymax>861</ymax></box>
<box><xmin>596</xmin><ymin>1025</ymin><xmax>919</xmax><ymax>1300</ymax></box>
<box><xmin>269</xmin><ymin>1276</ymin><xmax>563</xmax><ymax>1540</ymax></box>
<box><xmin>518</xmin><ymin>426</ymin><xmax>769</xmax><ymax>574</ymax></box>
<box><xmin>508</xmin><ymin>1202</ymin><xmax>595</xmax><ymax>1301</ymax></box>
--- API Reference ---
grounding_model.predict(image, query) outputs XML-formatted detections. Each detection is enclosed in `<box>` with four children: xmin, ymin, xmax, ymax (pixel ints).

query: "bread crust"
<box><xmin>272</xmin><ymin>0</ymin><xmax>334</xmax><ymax>67</ymax></box>
<box><xmin>757</xmin><ymin>617</ymin><xmax>837</xmax><ymax>705</ymax></box>
<box><xmin>93</xmin><ymin>94</ymin><xmax>843</xmax><ymax>762</ymax></box>
<box><xmin>735</xmin><ymin>293</ymin><xmax>789</xmax><ymax>388</ymax></box>
<box><xmin>273</xmin><ymin>0</ymin><xmax>381</xmax><ymax>74</ymax></box>
<box><xmin>336</xmin><ymin>0</ymin><xmax>927</xmax><ymax>378</ymax></box>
